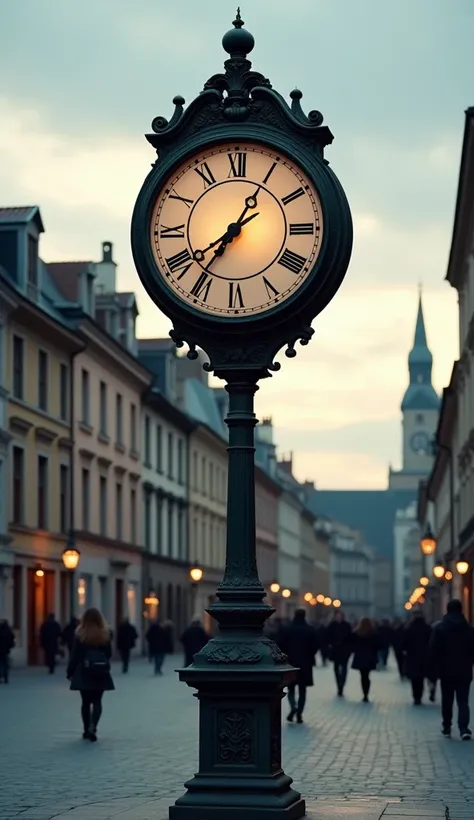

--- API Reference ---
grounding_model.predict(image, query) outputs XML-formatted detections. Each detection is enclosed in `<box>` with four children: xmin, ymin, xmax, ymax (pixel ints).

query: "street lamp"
<box><xmin>270</xmin><ymin>581</ymin><xmax>280</xmax><ymax>594</ymax></box>
<box><xmin>303</xmin><ymin>592</ymin><xmax>313</xmax><ymax>603</ymax></box>
<box><xmin>433</xmin><ymin>562</ymin><xmax>446</xmax><ymax>580</ymax></box>
<box><xmin>456</xmin><ymin>559</ymin><xmax>469</xmax><ymax>576</ymax></box>
<box><xmin>420</xmin><ymin>524</ymin><xmax>436</xmax><ymax>556</ymax></box>
<box><xmin>405</xmin><ymin>602</ymin><xmax>412</xmax><ymax>611</ymax></box>
<box><xmin>281</xmin><ymin>588</ymin><xmax>291</xmax><ymax>599</ymax></box>
<box><xmin>316</xmin><ymin>594</ymin><xmax>325</xmax><ymax>603</ymax></box>
<box><xmin>323</xmin><ymin>597</ymin><xmax>332</xmax><ymax>606</ymax></box>
<box><xmin>333</xmin><ymin>599</ymin><xmax>342</xmax><ymax>608</ymax></box>
<box><xmin>445</xmin><ymin>570</ymin><xmax>453</xmax><ymax>581</ymax></box>
<box><xmin>190</xmin><ymin>564</ymin><xmax>204</xmax><ymax>584</ymax></box>
<box><xmin>420</xmin><ymin>576</ymin><xmax>429</xmax><ymax>587</ymax></box>
<box><xmin>62</xmin><ymin>541</ymin><xmax>80</xmax><ymax>621</ymax></box>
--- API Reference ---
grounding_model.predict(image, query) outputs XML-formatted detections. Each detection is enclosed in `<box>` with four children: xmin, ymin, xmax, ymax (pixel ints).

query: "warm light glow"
<box><xmin>62</xmin><ymin>548</ymin><xmax>80</xmax><ymax>571</ymax></box>
<box><xmin>310</xmin><ymin>597</ymin><xmax>317</xmax><ymax>606</ymax></box>
<box><xmin>433</xmin><ymin>563</ymin><xmax>445</xmax><ymax>579</ymax></box>
<box><xmin>333</xmin><ymin>599</ymin><xmax>342</xmax><ymax>608</ymax></box>
<box><xmin>78</xmin><ymin>578</ymin><xmax>86</xmax><ymax>607</ymax></box>
<box><xmin>270</xmin><ymin>582</ymin><xmax>280</xmax><ymax>594</ymax></box>
<box><xmin>420</xmin><ymin>577</ymin><xmax>429</xmax><ymax>587</ymax></box>
<box><xmin>304</xmin><ymin>592</ymin><xmax>313</xmax><ymax>603</ymax></box>
<box><xmin>456</xmin><ymin>560</ymin><xmax>469</xmax><ymax>576</ymax></box>
<box><xmin>281</xmin><ymin>588</ymin><xmax>291</xmax><ymax>599</ymax></box>
<box><xmin>35</xmin><ymin>568</ymin><xmax>44</xmax><ymax>578</ymax></box>
<box><xmin>144</xmin><ymin>596</ymin><xmax>159</xmax><ymax>606</ymax></box>
<box><xmin>316</xmin><ymin>594</ymin><xmax>325</xmax><ymax>603</ymax></box>
<box><xmin>415</xmin><ymin>587</ymin><xmax>425</xmax><ymax>597</ymax></box>
<box><xmin>323</xmin><ymin>597</ymin><xmax>332</xmax><ymax>606</ymax></box>
<box><xmin>445</xmin><ymin>570</ymin><xmax>453</xmax><ymax>581</ymax></box>
<box><xmin>420</xmin><ymin>528</ymin><xmax>436</xmax><ymax>556</ymax></box>
<box><xmin>190</xmin><ymin>566</ymin><xmax>203</xmax><ymax>583</ymax></box>
<box><xmin>405</xmin><ymin>602</ymin><xmax>412</xmax><ymax>611</ymax></box>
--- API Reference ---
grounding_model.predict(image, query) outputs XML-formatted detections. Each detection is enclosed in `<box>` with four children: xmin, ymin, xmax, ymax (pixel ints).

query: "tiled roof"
<box><xmin>0</xmin><ymin>206</ymin><xmax>44</xmax><ymax>232</ymax></box>
<box><xmin>47</xmin><ymin>261</ymin><xmax>92</xmax><ymax>302</ymax></box>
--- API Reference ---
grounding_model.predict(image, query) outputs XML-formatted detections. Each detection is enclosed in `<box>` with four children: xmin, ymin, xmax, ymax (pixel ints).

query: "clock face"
<box><xmin>149</xmin><ymin>142</ymin><xmax>324</xmax><ymax>317</ymax></box>
<box><xmin>410</xmin><ymin>431</ymin><xmax>430</xmax><ymax>455</ymax></box>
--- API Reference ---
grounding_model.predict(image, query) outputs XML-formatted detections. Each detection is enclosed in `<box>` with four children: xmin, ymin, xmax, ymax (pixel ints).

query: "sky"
<box><xmin>0</xmin><ymin>0</ymin><xmax>471</xmax><ymax>489</ymax></box>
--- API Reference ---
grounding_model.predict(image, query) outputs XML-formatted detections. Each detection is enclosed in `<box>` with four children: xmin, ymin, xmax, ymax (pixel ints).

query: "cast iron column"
<box><xmin>170</xmin><ymin>372</ymin><xmax>305</xmax><ymax>820</ymax></box>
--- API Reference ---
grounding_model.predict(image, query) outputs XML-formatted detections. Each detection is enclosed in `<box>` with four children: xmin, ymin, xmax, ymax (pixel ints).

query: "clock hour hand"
<box><xmin>195</xmin><ymin>212</ymin><xmax>260</xmax><ymax>266</ymax></box>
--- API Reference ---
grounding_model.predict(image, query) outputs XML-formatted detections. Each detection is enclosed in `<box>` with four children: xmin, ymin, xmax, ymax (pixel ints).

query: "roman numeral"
<box><xmin>289</xmin><ymin>223</ymin><xmax>314</xmax><ymax>236</ymax></box>
<box><xmin>263</xmin><ymin>162</ymin><xmax>277</xmax><ymax>185</ymax></box>
<box><xmin>190</xmin><ymin>272</ymin><xmax>212</xmax><ymax>302</ymax></box>
<box><xmin>168</xmin><ymin>189</ymin><xmax>194</xmax><ymax>208</ymax></box>
<box><xmin>282</xmin><ymin>187</ymin><xmax>305</xmax><ymax>206</ymax></box>
<box><xmin>165</xmin><ymin>248</ymin><xmax>193</xmax><ymax>280</ymax></box>
<box><xmin>227</xmin><ymin>152</ymin><xmax>247</xmax><ymax>178</ymax></box>
<box><xmin>278</xmin><ymin>248</ymin><xmax>306</xmax><ymax>275</ymax></box>
<box><xmin>262</xmin><ymin>277</ymin><xmax>280</xmax><ymax>299</ymax></box>
<box><xmin>159</xmin><ymin>224</ymin><xmax>185</xmax><ymax>239</ymax></box>
<box><xmin>228</xmin><ymin>282</ymin><xmax>244</xmax><ymax>309</ymax></box>
<box><xmin>195</xmin><ymin>162</ymin><xmax>216</xmax><ymax>188</ymax></box>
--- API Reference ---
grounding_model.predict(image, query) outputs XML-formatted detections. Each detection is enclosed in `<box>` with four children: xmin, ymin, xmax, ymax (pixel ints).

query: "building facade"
<box><xmin>255</xmin><ymin>464</ymin><xmax>279</xmax><ymax>593</ymax></box>
<box><xmin>329</xmin><ymin>520</ymin><xmax>374</xmax><ymax>622</ymax></box>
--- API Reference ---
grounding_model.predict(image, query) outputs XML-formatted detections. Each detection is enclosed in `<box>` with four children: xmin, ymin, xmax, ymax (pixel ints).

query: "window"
<box><xmin>99</xmin><ymin>380</ymin><xmax>107</xmax><ymax>435</ymax></box>
<box><xmin>59</xmin><ymin>363</ymin><xmax>68</xmax><ymax>421</ymax></box>
<box><xmin>12</xmin><ymin>446</ymin><xmax>24</xmax><ymax>524</ymax></box>
<box><xmin>116</xmin><ymin>394</ymin><xmax>123</xmax><ymax>444</ymax></box>
<box><xmin>144</xmin><ymin>492</ymin><xmax>151</xmax><ymax>550</ymax></box>
<box><xmin>168</xmin><ymin>502</ymin><xmax>174</xmax><ymax>556</ymax></box>
<box><xmin>38</xmin><ymin>350</ymin><xmax>48</xmax><ymax>411</ymax></box>
<box><xmin>193</xmin><ymin>451</ymin><xmax>198</xmax><ymax>490</ymax></box>
<box><xmin>130</xmin><ymin>488</ymin><xmax>137</xmax><ymax>545</ymax></box>
<box><xmin>416</xmin><ymin>413</ymin><xmax>424</xmax><ymax>425</ymax></box>
<box><xmin>156</xmin><ymin>425</ymin><xmax>162</xmax><ymax>472</ymax></box>
<box><xmin>178</xmin><ymin>439</ymin><xmax>184</xmax><ymax>484</ymax></box>
<box><xmin>82</xmin><ymin>468</ymin><xmax>90</xmax><ymax>531</ymax></box>
<box><xmin>144</xmin><ymin>416</ymin><xmax>151</xmax><ymax>464</ymax></box>
<box><xmin>156</xmin><ymin>496</ymin><xmax>163</xmax><ymax>554</ymax></box>
<box><xmin>116</xmin><ymin>483</ymin><xmax>123</xmax><ymax>540</ymax></box>
<box><xmin>59</xmin><ymin>464</ymin><xmax>69</xmax><ymax>533</ymax></box>
<box><xmin>127</xmin><ymin>583</ymin><xmax>137</xmax><ymax>623</ymax></box>
<box><xmin>201</xmin><ymin>456</ymin><xmax>207</xmax><ymax>495</ymax></box>
<box><xmin>130</xmin><ymin>403</ymin><xmax>137</xmax><ymax>451</ymax></box>
<box><xmin>178</xmin><ymin>506</ymin><xmax>184</xmax><ymax>559</ymax></box>
<box><xmin>37</xmin><ymin>455</ymin><xmax>48</xmax><ymax>530</ymax></box>
<box><xmin>168</xmin><ymin>432</ymin><xmax>173</xmax><ymax>478</ymax></box>
<box><xmin>209</xmin><ymin>462</ymin><xmax>214</xmax><ymax>499</ymax></box>
<box><xmin>12</xmin><ymin>336</ymin><xmax>24</xmax><ymax>400</ymax></box>
<box><xmin>99</xmin><ymin>476</ymin><xmax>107</xmax><ymax>536</ymax></box>
<box><xmin>81</xmin><ymin>369</ymin><xmax>90</xmax><ymax>424</ymax></box>
<box><xmin>28</xmin><ymin>235</ymin><xmax>38</xmax><ymax>285</ymax></box>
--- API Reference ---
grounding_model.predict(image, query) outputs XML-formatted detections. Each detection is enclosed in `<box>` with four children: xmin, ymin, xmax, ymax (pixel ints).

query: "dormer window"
<box><xmin>27</xmin><ymin>234</ymin><xmax>38</xmax><ymax>298</ymax></box>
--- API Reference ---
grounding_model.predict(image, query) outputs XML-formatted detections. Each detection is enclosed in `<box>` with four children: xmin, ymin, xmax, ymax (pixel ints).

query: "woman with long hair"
<box><xmin>67</xmin><ymin>608</ymin><xmax>114</xmax><ymax>741</ymax></box>
<box><xmin>351</xmin><ymin>617</ymin><xmax>379</xmax><ymax>702</ymax></box>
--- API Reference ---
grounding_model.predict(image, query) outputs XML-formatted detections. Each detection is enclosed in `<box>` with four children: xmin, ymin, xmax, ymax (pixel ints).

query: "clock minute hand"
<box><xmin>236</xmin><ymin>185</ymin><xmax>262</xmax><ymax>226</ymax></box>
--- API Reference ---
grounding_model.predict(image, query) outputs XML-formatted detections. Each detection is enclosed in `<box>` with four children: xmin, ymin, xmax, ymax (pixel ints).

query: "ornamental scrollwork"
<box><xmin>202</xmin><ymin>643</ymin><xmax>262</xmax><ymax>664</ymax></box>
<box><xmin>261</xmin><ymin>639</ymin><xmax>289</xmax><ymax>664</ymax></box>
<box><xmin>217</xmin><ymin>711</ymin><xmax>253</xmax><ymax>764</ymax></box>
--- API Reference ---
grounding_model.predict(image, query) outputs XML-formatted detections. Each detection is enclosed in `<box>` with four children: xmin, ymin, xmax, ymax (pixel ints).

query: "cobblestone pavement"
<box><xmin>1</xmin><ymin>656</ymin><xmax>474</xmax><ymax>819</ymax></box>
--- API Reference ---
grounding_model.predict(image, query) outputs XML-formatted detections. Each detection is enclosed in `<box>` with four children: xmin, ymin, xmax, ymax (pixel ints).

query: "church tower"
<box><xmin>388</xmin><ymin>293</ymin><xmax>440</xmax><ymax>491</ymax></box>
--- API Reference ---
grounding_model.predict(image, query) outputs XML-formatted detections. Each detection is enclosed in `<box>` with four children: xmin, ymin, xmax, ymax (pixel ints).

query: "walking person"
<box><xmin>40</xmin><ymin>613</ymin><xmax>62</xmax><ymax>674</ymax></box>
<box><xmin>180</xmin><ymin>617</ymin><xmax>209</xmax><ymax>667</ymax></box>
<box><xmin>62</xmin><ymin>616</ymin><xmax>79</xmax><ymax>660</ymax></box>
<box><xmin>278</xmin><ymin>608</ymin><xmax>319</xmax><ymax>724</ymax></box>
<box><xmin>428</xmin><ymin>598</ymin><xmax>474</xmax><ymax>740</ymax></box>
<box><xmin>402</xmin><ymin>609</ymin><xmax>432</xmax><ymax>705</ymax></box>
<box><xmin>146</xmin><ymin>619</ymin><xmax>171</xmax><ymax>675</ymax></box>
<box><xmin>352</xmin><ymin>617</ymin><xmax>379</xmax><ymax>703</ymax></box>
<box><xmin>116</xmin><ymin>617</ymin><xmax>138</xmax><ymax>673</ymax></box>
<box><xmin>391</xmin><ymin>618</ymin><xmax>406</xmax><ymax>680</ymax></box>
<box><xmin>67</xmin><ymin>608</ymin><xmax>114</xmax><ymax>741</ymax></box>
<box><xmin>326</xmin><ymin>610</ymin><xmax>353</xmax><ymax>697</ymax></box>
<box><xmin>0</xmin><ymin>618</ymin><xmax>15</xmax><ymax>683</ymax></box>
<box><xmin>376</xmin><ymin>619</ymin><xmax>392</xmax><ymax>670</ymax></box>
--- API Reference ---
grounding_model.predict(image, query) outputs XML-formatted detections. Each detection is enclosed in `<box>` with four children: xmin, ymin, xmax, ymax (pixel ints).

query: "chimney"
<box><xmin>102</xmin><ymin>241</ymin><xmax>113</xmax><ymax>263</ymax></box>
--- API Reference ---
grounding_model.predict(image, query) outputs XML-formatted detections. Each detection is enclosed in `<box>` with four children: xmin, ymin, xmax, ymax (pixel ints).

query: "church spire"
<box><xmin>401</xmin><ymin>291</ymin><xmax>439</xmax><ymax>411</ymax></box>
<box><xmin>413</xmin><ymin>293</ymin><xmax>428</xmax><ymax>348</ymax></box>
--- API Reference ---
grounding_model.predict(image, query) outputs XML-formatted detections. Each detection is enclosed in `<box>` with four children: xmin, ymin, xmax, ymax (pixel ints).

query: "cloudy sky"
<box><xmin>1</xmin><ymin>1</ymin><xmax>471</xmax><ymax>488</ymax></box>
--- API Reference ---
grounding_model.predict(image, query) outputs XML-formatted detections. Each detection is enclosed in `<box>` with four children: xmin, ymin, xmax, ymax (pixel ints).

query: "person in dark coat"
<box><xmin>62</xmin><ymin>616</ymin><xmax>79</xmax><ymax>658</ymax></box>
<box><xmin>278</xmin><ymin>608</ymin><xmax>319</xmax><ymax>723</ymax></box>
<box><xmin>146</xmin><ymin>619</ymin><xmax>172</xmax><ymax>675</ymax></box>
<box><xmin>391</xmin><ymin>618</ymin><xmax>406</xmax><ymax>680</ymax></box>
<box><xmin>180</xmin><ymin>618</ymin><xmax>209</xmax><ymax>667</ymax></box>
<box><xmin>116</xmin><ymin>617</ymin><xmax>138</xmax><ymax>673</ymax></box>
<box><xmin>67</xmin><ymin>607</ymin><xmax>114</xmax><ymax>742</ymax></box>
<box><xmin>325</xmin><ymin>610</ymin><xmax>353</xmax><ymax>697</ymax></box>
<box><xmin>0</xmin><ymin>618</ymin><xmax>15</xmax><ymax>683</ymax></box>
<box><xmin>352</xmin><ymin>617</ymin><xmax>379</xmax><ymax>702</ymax></box>
<box><xmin>402</xmin><ymin>610</ymin><xmax>432</xmax><ymax>705</ymax></box>
<box><xmin>377</xmin><ymin>619</ymin><xmax>393</xmax><ymax>669</ymax></box>
<box><xmin>40</xmin><ymin>613</ymin><xmax>62</xmax><ymax>674</ymax></box>
<box><xmin>428</xmin><ymin>599</ymin><xmax>474</xmax><ymax>740</ymax></box>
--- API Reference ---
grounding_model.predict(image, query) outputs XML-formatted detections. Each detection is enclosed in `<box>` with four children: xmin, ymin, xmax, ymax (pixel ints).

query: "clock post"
<box><xmin>131</xmin><ymin>11</ymin><xmax>352</xmax><ymax>819</ymax></box>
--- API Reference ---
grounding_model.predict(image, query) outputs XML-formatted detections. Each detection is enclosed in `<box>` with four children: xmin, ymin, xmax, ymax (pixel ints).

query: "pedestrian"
<box><xmin>180</xmin><ymin>617</ymin><xmax>209</xmax><ymax>667</ymax></box>
<box><xmin>62</xmin><ymin>616</ymin><xmax>79</xmax><ymax>659</ymax></box>
<box><xmin>39</xmin><ymin>613</ymin><xmax>62</xmax><ymax>674</ymax></box>
<box><xmin>146</xmin><ymin>619</ymin><xmax>171</xmax><ymax>675</ymax></box>
<box><xmin>391</xmin><ymin>618</ymin><xmax>406</xmax><ymax>680</ymax></box>
<box><xmin>278</xmin><ymin>608</ymin><xmax>319</xmax><ymax>724</ymax></box>
<box><xmin>428</xmin><ymin>598</ymin><xmax>474</xmax><ymax>740</ymax></box>
<box><xmin>325</xmin><ymin>610</ymin><xmax>353</xmax><ymax>697</ymax></box>
<box><xmin>0</xmin><ymin>618</ymin><xmax>15</xmax><ymax>683</ymax></box>
<box><xmin>377</xmin><ymin>619</ymin><xmax>392</xmax><ymax>670</ymax></box>
<box><xmin>402</xmin><ymin>609</ymin><xmax>432</xmax><ymax>705</ymax></box>
<box><xmin>116</xmin><ymin>617</ymin><xmax>138</xmax><ymax>673</ymax></box>
<box><xmin>67</xmin><ymin>607</ymin><xmax>114</xmax><ymax>742</ymax></box>
<box><xmin>351</xmin><ymin>617</ymin><xmax>379</xmax><ymax>703</ymax></box>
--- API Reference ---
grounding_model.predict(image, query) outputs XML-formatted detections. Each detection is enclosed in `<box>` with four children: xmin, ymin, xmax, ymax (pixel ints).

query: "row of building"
<box><xmin>0</xmin><ymin>206</ymin><xmax>387</xmax><ymax>666</ymax></box>
<box><xmin>417</xmin><ymin>107</ymin><xmax>474</xmax><ymax>623</ymax></box>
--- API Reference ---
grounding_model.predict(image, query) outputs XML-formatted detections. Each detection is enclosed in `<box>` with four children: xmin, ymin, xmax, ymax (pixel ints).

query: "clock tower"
<box><xmin>389</xmin><ymin>292</ymin><xmax>440</xmax><ymax>491</ymax></box>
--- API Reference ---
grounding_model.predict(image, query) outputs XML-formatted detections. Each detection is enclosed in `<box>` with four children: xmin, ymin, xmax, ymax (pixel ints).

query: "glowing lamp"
<box><xmin>405</xmin><ymin>602</ymin><xmax>412</xmax><ymax>611</ymax></box>
<box><xmin>144</xmin><ymin>595</ymin><xmax>159</xmax><ymax>606</ymax></box>
<box><xmin>456</xmin><ymin>560</ymin><xmax>469</xmax><ymax>576</ymax></box>
<box><xmin>433</xmin><ymin>563</ymin><xmax>445</xmax><ymax>580</ymax></box>
<box><xmin>420</xmin><ymin>525</ymin><xmax>436</xmax><ymax>556</ymax></box>
<box><xmin>316</xmin><ymin>594</ymin><xmax>325</xmax><ymax>603</ymax></box>
<box><xmin>35</xmin><ymin>567</ymin><xmax>44</xmax><ymax>578</ymax></box>
<box><xmin>281</xmin><ymin>588</ymin><xmax>291</xmax><ymax>599</ymax></box>
<box><xmin>445</xmin><ymin>570</ymin><xmax>453</xmax><ymax>581</ymax></box>
<box><xmin>62</xmin><ymin>548</ymin><xmax>80</xmax><ymax>571</ymax></box>
<box><xmin>190</xmin><ymin>565</ymin><xmax>203</xmax><ymax>583</ymax></box>
<box><xmin>333</xmin><ymin>599</ymin><xmax>342</xmax><ymax>608</ymax></box>
<box><xmin>323</xmin><ymin>597</ymin><xmax>332</xmax><ymax>606</ymax></box>
<box><xmin>419</xmin><ymin>577</ymin><xmax>429</xmax><ymax>587</ymax></box>
<box><xmin>310</xmin><ymin>597</ymin><xmax>317</xmax><ymax>606</ymax></box>
<box><xmin>304</xmin><ymin>592</ymin><xmax>313</xmax><ymax>603</ymax></box>
<box><xmin>270</xmin><ymin>582</ymin><xmax>280</xmax><ymax>594</ymax></box>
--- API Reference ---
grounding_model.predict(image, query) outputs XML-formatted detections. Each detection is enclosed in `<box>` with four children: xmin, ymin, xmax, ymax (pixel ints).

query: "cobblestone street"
<box><xmin>1</xmin><ymin>657</ymin><xmax>474</xmax><ymax>819</ymax></box>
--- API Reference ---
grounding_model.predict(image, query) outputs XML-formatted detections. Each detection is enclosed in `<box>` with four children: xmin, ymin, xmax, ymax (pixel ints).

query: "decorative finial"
<box><xmin>223</xmin><ymin>8</ymin><xmax>255</xmax><ymax>57</ymax></box>
<box><xmin>234</xmin><ymin>7</ymin><xmax>243</xmax><ymax>28</ymax></box>
<box><xmin>418</xmin><ymin>280</ymin><xmax>423</xmax><ymax>296</ymax></box>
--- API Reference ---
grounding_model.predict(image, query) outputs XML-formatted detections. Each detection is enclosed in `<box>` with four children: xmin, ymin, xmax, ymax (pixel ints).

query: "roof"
<box><xmin>446</xmin><ymin>107</ymin><xmax>474</xmax><ymax>289</ymax></box>
<box><xmin>0</xmin><ymin>206</ymin><xmax>44</xmax><ymax>232</ymax></box>
<box><xmin>47</xmin><ymin>261</ymin><xmax>93</xmax><ymax>302</ymax></box>
<box><xmin>182</xmin><ymin>377</ymin><xmax>227</xmax><ymax>440</ymax></box>
<box><xmin>401</xmin><ymin>384</ymin><xmax>440</xmax><ymax>411</ymax></box>
<box><xmin>307</xmin><ymin>488</ymin><xmax>418</xmax><ymax>559</ymax></box>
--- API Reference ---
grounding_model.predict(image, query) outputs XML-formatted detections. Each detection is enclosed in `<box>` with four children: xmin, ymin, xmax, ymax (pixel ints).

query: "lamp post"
<box><xmin>62</xmin><ymin>534</ymin><xmax>80</xmax><ymax>621</ymax></box>
<box><xmin>433</xmin><ymin>437</ymin><xmax>455</xmax><ymax>600</ymax></box>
